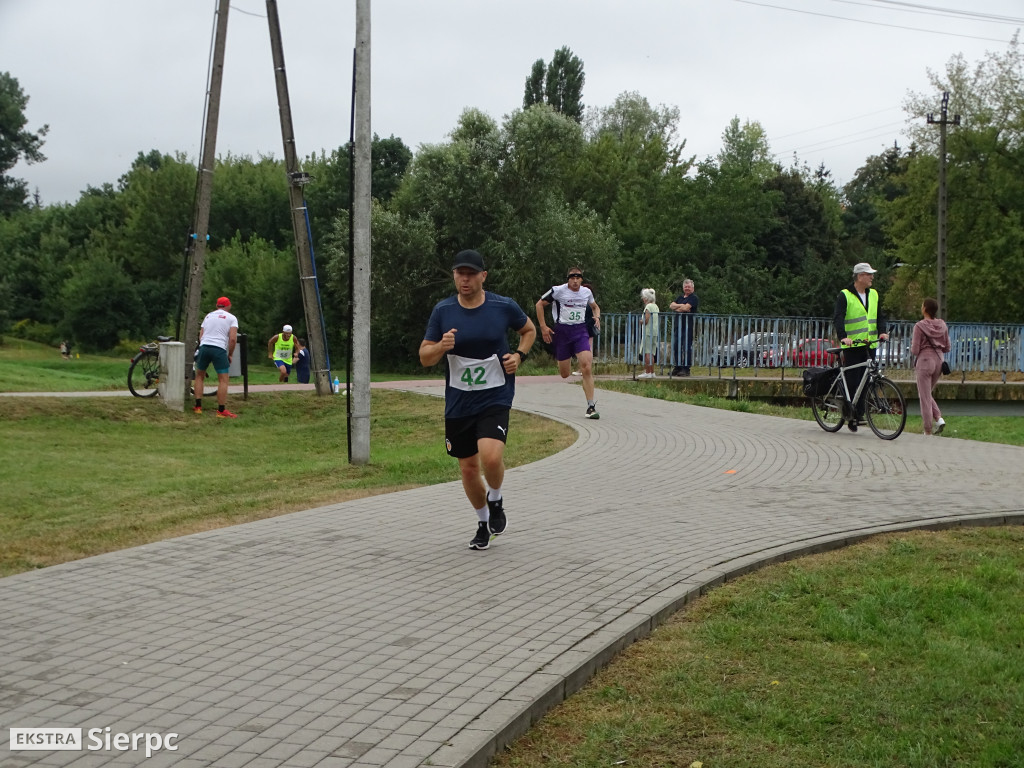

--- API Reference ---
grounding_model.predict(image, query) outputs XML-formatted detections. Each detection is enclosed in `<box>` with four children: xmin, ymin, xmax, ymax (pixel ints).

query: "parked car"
<box><xmin>763</xmin><ymin>337</ymin><xmax>836</xmax><ymax>368</ymax></box>
<box><xmin>712</xmin><ymin>332</ymin><xmax>792</xmax><ymax>368</ymax></box>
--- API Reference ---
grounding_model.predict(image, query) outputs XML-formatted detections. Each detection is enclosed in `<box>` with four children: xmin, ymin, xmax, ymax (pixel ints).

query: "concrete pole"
<box><xmin>350</xmin><ymin>0</ymin><xmax>372</xmax><ymax>464</ymax></box>
<box><xmin>927</xmin><ymin>91</ymin><xmax>959</xmax><ymax>321</ymax></box>
<box><xmin>182</xmin><ymin>0</ymin><xmax>231</xmax><ymax>404</ymax></box>
<box><xmin>936</xmin><ymin>102</ymin><xmax>949</xmax><ymax>320</ymax></box>
<box><xmin>265</xmin><ymin>0</ymin><xmax>332</xmax><ymax>396</ymax></box>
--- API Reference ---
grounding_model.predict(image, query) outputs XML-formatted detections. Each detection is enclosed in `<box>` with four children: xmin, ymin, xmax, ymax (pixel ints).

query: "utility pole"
<box><xmin>182</xmin><ymin>0</ymin><xmax>231</xmax><ymax>404</ymax></box>
<box><xmin>927</xmin><ymin>91</ymin><xmax>959</xmax><ymax>320</ymax></box>
<box><xmin>265</xmin><ymin>0</ymin><xmax>332</xmax><ymax>396</ymax></box>
<box><xmin>350</xmin><ymin>0</ymin><xmax>372</xmax><ymax>464</ymax></box>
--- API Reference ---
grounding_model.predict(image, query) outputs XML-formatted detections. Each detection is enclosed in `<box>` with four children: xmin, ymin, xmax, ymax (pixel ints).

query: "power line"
<box><xmin>773</xmin><ymin>124</ymin><xmax>908</xmax><ymax>160</ymax></box>
<box><xmin>847</xmin><ymin>0</ymin><xmax>1024</xmax><ymax>26</ymax></box>
<box><xmin>228</xmin><ymin>4</ymin><xmax>266</xmax><ymax>18</ymax></box>
<box><xmin>773</xmin><ymin>107</ymin><xmax>903</xmax><ymax>140</ymax></box>
<box><xmin>733</xmin><ymin>0</ymin><xmax>1014</xmax><ymax>43</ymax></box>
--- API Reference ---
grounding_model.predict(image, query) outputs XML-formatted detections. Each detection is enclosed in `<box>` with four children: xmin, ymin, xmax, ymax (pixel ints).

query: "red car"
<box><xmin>762</xmin><ymin>337</ymin><xmax>836</xmax><ymax>368</ymax></box>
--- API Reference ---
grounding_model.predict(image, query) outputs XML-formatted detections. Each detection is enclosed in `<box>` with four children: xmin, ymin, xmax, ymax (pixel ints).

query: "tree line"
<box><xmin>1</xmin><ymin>40</ymin><xmax>1022</xmax><ymax>368</ymax></box>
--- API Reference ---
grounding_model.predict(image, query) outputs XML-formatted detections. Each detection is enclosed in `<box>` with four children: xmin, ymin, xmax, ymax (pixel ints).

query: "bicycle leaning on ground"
<box><xmin>804</xmin><ymin>340</ymin><xmax>907</xmax><ymax>440</ymax></box>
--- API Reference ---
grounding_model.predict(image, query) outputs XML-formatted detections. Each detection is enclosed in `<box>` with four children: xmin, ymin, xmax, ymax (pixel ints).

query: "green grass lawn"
<box><xmin>494</xmin><ymin>526</ymin><xmax>1024</xmax><ymax>768</ymax></box>
<box><xmin>0</xmin><ymin>390</ymin><xmax>576</xmax><ymax>576</ymax></box>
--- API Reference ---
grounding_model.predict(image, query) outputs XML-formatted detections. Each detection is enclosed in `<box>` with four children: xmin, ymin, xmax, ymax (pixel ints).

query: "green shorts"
<box><xmin>195</xmin><ymin>344</ymin><xmax>230</xmax><ymax>374</ymax></box>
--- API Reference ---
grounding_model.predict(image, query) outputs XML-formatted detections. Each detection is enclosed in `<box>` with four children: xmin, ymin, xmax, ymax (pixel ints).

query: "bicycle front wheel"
<box><xmin>865</xmin><ymin>376</ymin><xmax>906</xmax><ymax>440</ymax></box>
<box><xmin>811</xmin><ymin>389</ymin><xmax>845</xmax><ymax>432</ymax></box>
<box><xmin>128</xmin><ymin>351</ymin><xmax>160</xmax><ymax>397</ymax></box>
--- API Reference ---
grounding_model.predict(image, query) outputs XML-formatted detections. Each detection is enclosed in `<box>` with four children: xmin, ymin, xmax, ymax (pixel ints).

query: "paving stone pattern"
<box><xmin>2</xmin><ymin>380</ymin><xmax>1022</xmax><ymax>767</ymax></box>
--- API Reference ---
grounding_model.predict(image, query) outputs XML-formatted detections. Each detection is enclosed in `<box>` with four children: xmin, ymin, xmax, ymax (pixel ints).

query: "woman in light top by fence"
<box><xmin>638</xmin><ymin>288</ymin><xmax>659</xmax><ymax>379</ymax></box>
<box><xmin>911</xmin><ymin>297</ymin><xmax>950</xmax><ymax>435</ymax></box>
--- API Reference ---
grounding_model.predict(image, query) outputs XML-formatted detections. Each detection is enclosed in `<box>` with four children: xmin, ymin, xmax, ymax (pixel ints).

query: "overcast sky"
<box><xmin>2</xmin><ymin>0</ymin><xmax>1021</xmax><ymax>206</ymax></box>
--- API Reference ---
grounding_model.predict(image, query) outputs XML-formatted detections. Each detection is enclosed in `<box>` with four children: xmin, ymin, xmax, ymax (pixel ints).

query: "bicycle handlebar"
<box><xmin>825</xmin><ymin>339</ymin><xmax>887</xmax><ymax>355</ymax></box>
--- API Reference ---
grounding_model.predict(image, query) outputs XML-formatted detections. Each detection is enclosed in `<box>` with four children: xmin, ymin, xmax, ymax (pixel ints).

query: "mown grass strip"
<box><xmin>0</xmin><ymin>390</ymin><xmax>575</xmax><ymax>576</ymax></box>
<box><xmin>494</xmin><ymin>527</ymin><xmax>1024</xmax><ymax>768</ymax></box>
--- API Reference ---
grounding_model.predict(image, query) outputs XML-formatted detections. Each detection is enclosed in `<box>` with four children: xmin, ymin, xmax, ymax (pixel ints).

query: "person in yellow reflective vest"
<box><xmin>832</xmin><ymin>263</ymin><xmax>889</xmax><ymax>433</ymax></box>
<box><xmin>267</xmin><ymin>324</ymin><xmax>296</xmax><ymax>383</ymax></box>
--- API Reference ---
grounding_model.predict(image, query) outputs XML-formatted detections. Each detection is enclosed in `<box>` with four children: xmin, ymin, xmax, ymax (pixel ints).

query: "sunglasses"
<box><xmin>567</xmin><ymin>274</ymin><xmax>584</xmax><ymax>279</ymax></box>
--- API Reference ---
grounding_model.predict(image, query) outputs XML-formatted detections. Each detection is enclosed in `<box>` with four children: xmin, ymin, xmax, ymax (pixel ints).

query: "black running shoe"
<box><xmin>585</xmin><ymin>405</ymin><xmax>600</xmax><ymax>419</ymax></box>
<box><xmin>469</xmin><ymin>521</ymin><xmax>491</xmax><ymax>550</ymax></box>
<box><xmin>488</xmin><ymin>498</ymin><xmax>506</xmax><ymax>535</ymax></box>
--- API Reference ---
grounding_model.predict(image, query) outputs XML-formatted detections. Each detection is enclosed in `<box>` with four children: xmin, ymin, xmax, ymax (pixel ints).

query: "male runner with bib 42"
<box><xmin>420</xmin><ymin>250</ymin><xmax>536</xmax><ymax>551</ymax></box>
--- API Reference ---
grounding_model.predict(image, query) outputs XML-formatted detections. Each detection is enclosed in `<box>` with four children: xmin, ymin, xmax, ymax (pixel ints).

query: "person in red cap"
<box><xmin>194</xmin><ymin>296</ymin><xmax>239</xmax><ymax>418</ymax></box>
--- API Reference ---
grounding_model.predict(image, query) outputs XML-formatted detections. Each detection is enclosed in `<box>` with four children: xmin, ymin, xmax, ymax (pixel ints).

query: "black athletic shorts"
<box><xmin>445</xmin><ymin>407</ymin><xmax>510</xmax><ymax>459</ymax></box>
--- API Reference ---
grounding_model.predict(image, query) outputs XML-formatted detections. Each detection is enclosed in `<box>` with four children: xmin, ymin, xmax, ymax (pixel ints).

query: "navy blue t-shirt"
<box><xmin>294</xmin><ymin>348</ymin><xmax>310</xmax><ymax>384</ymax></box>
<box><xmin>424</xmin><ymin>292</ymin><xmax>529</xmax><ymax>419</ymax></box>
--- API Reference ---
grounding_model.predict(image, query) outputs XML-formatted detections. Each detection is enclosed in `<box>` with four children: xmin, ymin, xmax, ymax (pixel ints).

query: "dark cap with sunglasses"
<box><xmin>452</xmin><ymin>249</ymin><xmax>486</xmax><ymax>272</ymax></box>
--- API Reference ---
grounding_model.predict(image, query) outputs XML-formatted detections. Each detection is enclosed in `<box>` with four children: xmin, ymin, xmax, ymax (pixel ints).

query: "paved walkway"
<box><xmin>3</xmin><ymin>379</ymin><xmax>1023</xmax><ymax>767</ymax></box>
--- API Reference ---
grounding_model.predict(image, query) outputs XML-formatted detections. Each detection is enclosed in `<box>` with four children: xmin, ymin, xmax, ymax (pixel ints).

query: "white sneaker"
<box><xmin>934</xmin><ymin>417</ymin><xmax>946</xmax><ymax>435</ymax></box>
<box><xmin>637</xmin><ymin>372</ymin><xmax>655</xmax><ymax>379</ymax></box>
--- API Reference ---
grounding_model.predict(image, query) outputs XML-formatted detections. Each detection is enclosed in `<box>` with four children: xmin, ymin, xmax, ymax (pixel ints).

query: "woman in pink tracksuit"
<box><xmin>911</xmin><ymin>297</ymin><xmax>951</xmax><ymax>435</ymax></box>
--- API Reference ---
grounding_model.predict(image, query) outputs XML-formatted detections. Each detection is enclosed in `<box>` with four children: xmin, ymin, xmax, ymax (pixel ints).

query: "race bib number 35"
<box><xmin>447</xmin><ymin>354</ymin><xmax>505</xmax><ymax>392</ymax></box>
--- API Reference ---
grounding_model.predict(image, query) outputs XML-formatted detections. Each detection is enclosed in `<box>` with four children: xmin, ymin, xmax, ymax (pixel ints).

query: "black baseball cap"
<box><xmin>452</xmin><ymin>249</ymin><xmax>486</xmax><ymax>272</ymax></box>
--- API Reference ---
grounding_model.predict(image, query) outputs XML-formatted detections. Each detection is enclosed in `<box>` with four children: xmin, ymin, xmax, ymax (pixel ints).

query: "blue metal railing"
<box><xmin>592</xmin><ymin>313</ymin><xmax>1023</xmax><ymax>375</ymax></box>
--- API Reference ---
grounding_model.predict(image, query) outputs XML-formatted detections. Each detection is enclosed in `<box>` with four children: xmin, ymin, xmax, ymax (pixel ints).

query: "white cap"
<box><xmin>852</xmin><ymin>262</ymin><xmax>877</xmax><ymax>275</ymax></box>
<box><xmin>283</xmin><ymin>324</ymin><xmax>293</xmax><ymax>333</ymax></box>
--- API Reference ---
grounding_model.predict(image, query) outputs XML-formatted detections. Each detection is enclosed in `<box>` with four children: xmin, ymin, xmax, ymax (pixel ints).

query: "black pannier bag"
<box><xmin>802</xmin><ymin>366</ymin><xmax>839</xmax><ymax>397</ymax></box>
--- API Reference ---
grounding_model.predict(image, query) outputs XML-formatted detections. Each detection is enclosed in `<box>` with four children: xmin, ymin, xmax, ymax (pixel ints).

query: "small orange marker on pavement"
<box><xmin>724</xmin><ymin>469</ymin><xmax>738</xmax><ymax>474</ymax></box>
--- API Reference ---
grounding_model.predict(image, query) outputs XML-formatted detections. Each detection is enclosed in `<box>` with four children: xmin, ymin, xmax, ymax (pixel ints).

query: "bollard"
<box><xmin>158</xmin><ymin>342</ymin><xmax>185</xmax><ymax>412</ymax></box>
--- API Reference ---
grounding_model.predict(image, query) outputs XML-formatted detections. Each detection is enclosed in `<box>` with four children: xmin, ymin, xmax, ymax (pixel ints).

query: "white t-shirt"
<box><xmin>541</xmin><ymin>284</ymin><xmax>594</xmax><ymax>325</ymax></box>
<box><xmin>200</xmin><ymin>308</ymin><xmax>239</xmax><ymax>351</ymax></box>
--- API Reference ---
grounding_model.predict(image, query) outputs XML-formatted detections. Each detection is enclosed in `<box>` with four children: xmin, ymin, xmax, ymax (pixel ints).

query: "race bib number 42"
<box><xmin>447</xmin><ymin>354</ymin><xmax>505</xmax><ymax>392</ymax></box>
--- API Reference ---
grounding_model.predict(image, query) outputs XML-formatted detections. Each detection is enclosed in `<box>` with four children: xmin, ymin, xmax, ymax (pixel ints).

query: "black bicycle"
<box><xmin>128</xmin><ymin>338</ymin><xmax>211</xmax><ymax>398</ymax></box>
<box><xmin>127</xmin><ymin>335</ymin><xmax>173</xmax><ymax>397</ymax></box>
<box><xmin>807</xmin><ymin>341</ymin><xmax>907</xmax><ymax>440</ymax></box>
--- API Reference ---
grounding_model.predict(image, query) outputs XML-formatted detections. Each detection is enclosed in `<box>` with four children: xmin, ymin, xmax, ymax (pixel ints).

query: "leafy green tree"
<box><xmin>842</xmin><ymin>144</ymin><xmax>911</xmax><ymax>264</ymax></box>
<box><xmin>498</xmin><ymin>104</ymin><xmax>584</xmax><ymax>220</ymax></box>
<box><xmin>59</xmin><ymin>253</ymin><xmax>144</xmax><ymax>349</ymax></box>
<box><xmin>209</xmin><ymin>154</ymin><xmax>292</xmax><ymax>250</ymax></box>
<box><xmin>322</xmin><ymin>203</ymin><xmax>439</xmax><ymax>368</ymax></box>
<box><xmin>114</xmin><ymin>151</ymin><xmax>194</xmax><ymax>282</ymax></box>
<box><xmin>521</xmin><ymin>47</ymin><xmax>585</xmax><ymax>122</ymax></box>
<box><xmin>390</xmin><ymin>108</ymin><xmax>506</xmax><ymax>257</ymax></box>
<box><xmin>0</xmin><ymin>72</ymin><xmax>48</xmax><ymax>215</ymax></box>
<box><xmin>523</xmin><ymin>60</ymin><xmax>545</xmax><ymax>109</ymax></box>
<box><xmin>572</xmin><ymin>92</ymin><xmax>689</xmax><ymax>261</ymax></box>
<box><xmin>889</xmin><ymin>34</ymin><xmax>1024</xmax><ymax>322</ymax></box>
<box><xmin>303</xmin><ymin>134</ymin><xmax>412</xmax><ymax>247</ymax></box>
<box><xmin>756</xmin><ymin>167</ymin><xmax>845</xmax><ymax>316</ymax></box>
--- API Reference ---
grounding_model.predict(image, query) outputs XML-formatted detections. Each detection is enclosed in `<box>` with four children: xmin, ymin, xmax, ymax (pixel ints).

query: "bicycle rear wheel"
<box><xmin>865</xmin><ymin>376</ymin><xmax>906</xmax><ymax>440</ymax></box>
<box><xmin>810</xmin><ymin>384</ymin><xmax>845</xmax><ymax>432</ymax></box>
<box><xmin>128</xmin><ymin>351</ymin><xmax>160</xmax><ymax>397</ymax></box>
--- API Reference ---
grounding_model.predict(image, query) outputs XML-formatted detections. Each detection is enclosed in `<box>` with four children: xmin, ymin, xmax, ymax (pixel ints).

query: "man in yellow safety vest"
<box><xmin>832</xmin><ymin>262</ymin><xmax>889</xmax><ymax>433</ymax></box>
